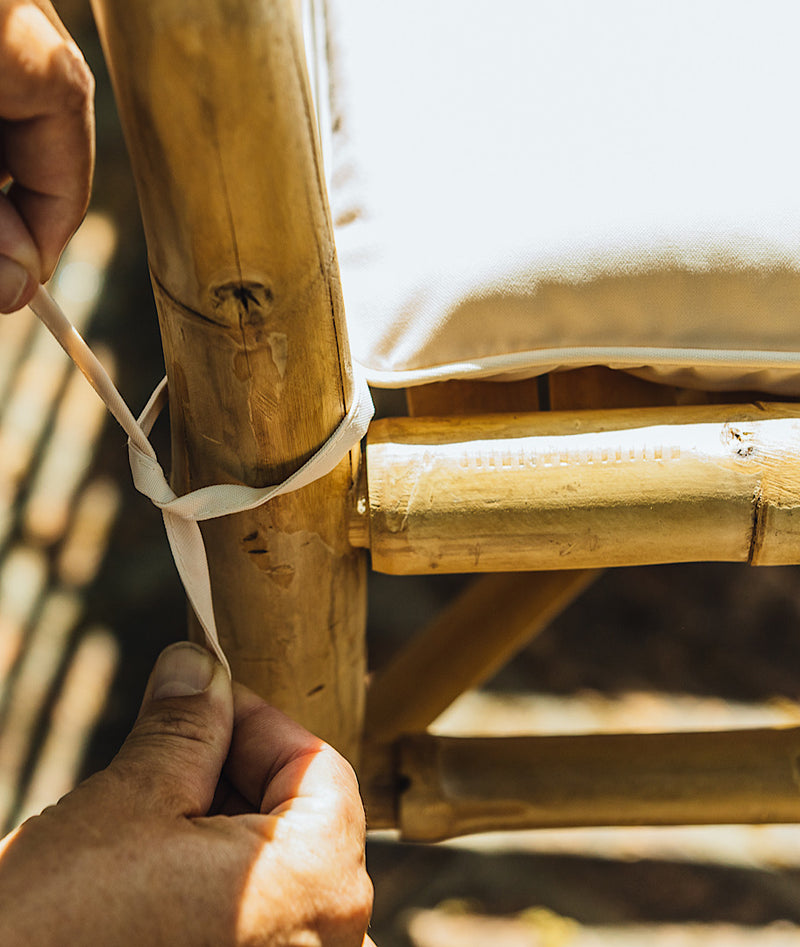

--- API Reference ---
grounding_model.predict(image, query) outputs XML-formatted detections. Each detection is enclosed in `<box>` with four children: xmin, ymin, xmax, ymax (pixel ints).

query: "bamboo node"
<box><xmin>211</xmin><ymin>280</ymin><xmax>274</xmax><ymax>326</ymax></box>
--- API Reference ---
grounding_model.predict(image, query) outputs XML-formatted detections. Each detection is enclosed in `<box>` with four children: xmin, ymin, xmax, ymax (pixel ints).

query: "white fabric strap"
<box><xmin>29</xmin><ymin>284</ymin><xmax>374</xmax><ymax>677</ymax></box>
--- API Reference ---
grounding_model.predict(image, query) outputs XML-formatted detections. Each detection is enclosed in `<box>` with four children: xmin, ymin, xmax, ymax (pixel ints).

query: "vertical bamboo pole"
<box><xmin>90</xmin><ymin>0</ymin><xmax>366</xmax><ymax>758</ymax></box>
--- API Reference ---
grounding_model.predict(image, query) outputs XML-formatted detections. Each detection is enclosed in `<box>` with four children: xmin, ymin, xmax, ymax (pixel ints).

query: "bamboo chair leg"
<box><xmin>91</xmin><ymin>0</ymin><xmax>366</xmax><ymax>758</ymax></box>
<box><xmin>364</xmin><ymin>570</ymin><xmax>599</xmax><ymax>744</ymax></box>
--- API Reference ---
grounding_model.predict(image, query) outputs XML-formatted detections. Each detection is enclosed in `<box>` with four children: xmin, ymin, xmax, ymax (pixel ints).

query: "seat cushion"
<box><xmin>318</xmin><ymin>0</ymin><xmax>800</xmax><ymax>394</ymax></box>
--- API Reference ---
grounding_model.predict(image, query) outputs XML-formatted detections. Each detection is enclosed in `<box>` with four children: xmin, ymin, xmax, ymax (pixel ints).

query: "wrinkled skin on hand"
<box><xmin>0</xmin><ymin>643</ymin><xmax>374</xmax><ymax>946</ymax></box>
<box><xmin>0</xmin><ymin>0</ymin><xmax>94</xmax><ymax>311</ymax></box>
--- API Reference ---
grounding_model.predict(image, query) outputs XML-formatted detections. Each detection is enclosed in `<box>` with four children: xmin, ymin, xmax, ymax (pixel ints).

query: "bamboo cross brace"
<box><xmin>364</xmin><ymin>570</ymin><xmax>600</xmax><ymax>744</ymax></box>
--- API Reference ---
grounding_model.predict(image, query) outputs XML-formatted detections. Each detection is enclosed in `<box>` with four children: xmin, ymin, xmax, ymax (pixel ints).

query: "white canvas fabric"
<box><xmin>320</xmin><ymin>0</ymin><xmax>800</xmax><ymax>394</ymax></box>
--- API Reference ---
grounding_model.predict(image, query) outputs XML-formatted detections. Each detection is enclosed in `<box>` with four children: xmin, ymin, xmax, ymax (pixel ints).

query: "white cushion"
<box><xmin>318</xmin><ymin>0</ymin><xmax>800</xmax><ymax>394</ymax></box>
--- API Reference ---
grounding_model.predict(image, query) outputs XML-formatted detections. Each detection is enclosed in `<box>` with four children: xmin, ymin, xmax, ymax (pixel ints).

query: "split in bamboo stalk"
<box><xmin>91</xmin><ymin>0</ymin><xmax>366</xmax><ymax>758</ymax></box>
<box><xmin>360</xmin><ymin>402</ymin><xmax>800</xmax><ymax>574</ymax></box>
<box><xmin>365</xmin><ymin>570</ymin><xmax>600</xmax><ymax>744</ymax></box>
<box><xmin>393</xmin><ymin>727</ymin><xmax>800</xmax><ymax>842</ymax></box>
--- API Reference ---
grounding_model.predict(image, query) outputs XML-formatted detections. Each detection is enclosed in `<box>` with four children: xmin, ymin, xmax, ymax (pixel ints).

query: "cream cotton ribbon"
<box><xmin>29</xmin><ymin>284</ymin><xmax>374</xmax><ymax>678</ymax></box>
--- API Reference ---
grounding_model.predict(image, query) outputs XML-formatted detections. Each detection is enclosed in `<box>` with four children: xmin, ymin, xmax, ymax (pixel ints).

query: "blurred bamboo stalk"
<box><xmin>365</xmin><ymin>570</ymin><xmax>599</xmax><ymax>744</ymax></box>
<box><xmin>15</xmin><ymin>628</ymin><xmax>118</xmax><ymax>826</ymax></box>
<box><xmin>392</xmin><ymin>727</ymin><xmax>800</xmax><ymax>842</ymax></box>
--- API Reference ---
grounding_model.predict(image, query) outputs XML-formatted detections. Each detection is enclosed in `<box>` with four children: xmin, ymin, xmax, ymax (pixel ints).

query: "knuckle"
<box><xmin>323</xmin><ymin>873</ymin><xmax>374</xmax><ymax>945</ymax></box>
<box><xmin>125</xmin><ymin>698</ymin><xmax>216</xmax><ymax>755</ymax></box>
<box><xmin>312</xmin><ymin>830</ymin><xmax>373</xmax><ymax>940</ymax></box>
<box><xmin>51</xmin><ymin>44</ymin><xmax>94</xmax><ymax>110</ymax></box>
<box><xmin>324</xmin><ymin>745</ymin><xmax>366</xmax><ymax>816</ymax></box>
<box><xmin>353</xmin><ymin>868</ymin><xmax>374</xmax><ymax>928</ymax></box>
<box><xmin>108</xmin><ymin>749</ymin><xmax>197</xmax><ymax>816</ymax></box>
<box><xmin>129</xmin><ymin>702</ymin><xmax>217</xmax><ymax>751</ymax></box>
<box><xmin>94</xmin><ymin>758</ymin><xmax>156</xmax><ymax>804</ymax></box>
<box><xmin>294</xmin><ymin>869</ymin><xmax>372</xmax><ymax>947</ymax></box>
<box><xmin>243</xmin><ymin>834</ymin><xmax>373</xmax><ymax>947</ymax></box>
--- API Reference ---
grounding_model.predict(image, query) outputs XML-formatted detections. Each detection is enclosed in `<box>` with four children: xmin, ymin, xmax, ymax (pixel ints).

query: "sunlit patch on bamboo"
<box><xmin>0</xmin><ymin>590</ymin><xmax>82</xmax><ymax>830</ymax></box>
<box><xmin>0</xmin><ymin>213</ymin><xmax>117</xmax><ymax>544</ymax></box>
<box><xmin>0</xmin><ymin>319</ymin><xmax>77</xmax><ymax>487</ymax></box>
<box><xmin>366</xmin><ymin>663</ymin><xmax>800</xmax><ymax>842</ymax></box>
<box><xmin>57</xmin><ymin>478</ymin><xmax>121</xmax><ymax>589</ymax></box>
<box><xmin>0</xmin><ymin>211</ymin><xmax>123</xmax><ymax>833</ymax></box>
<box><xmin>15</xmin><ymin>627</ymin><xmax>119</xmax><ymax>826</ymax></box>
<box><xmin>0</xmin><ymin>547</ymin><xmax>48</xmax><ymax>713</ymax></box>
<box><xmin>0</xmin><ymin>308</ymin><xmax>36</xmax><ymax>413</ymax></box>
<box><xmin>407</xmin><ymin>910</ymin><xmax>800</xmax><ymax>947</ymax></box>
<box><xmin>364</xmin><ymin>407</ymin><xmax>800</xmax><ymax>573</ymax></box>
<box><xmin>22</xmin><ymin>349</ymin><xmax>114</xmax><ymax>545</ymax></box>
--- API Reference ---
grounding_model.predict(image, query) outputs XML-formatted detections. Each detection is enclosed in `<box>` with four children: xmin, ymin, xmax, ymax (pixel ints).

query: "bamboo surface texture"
<box><xmin>362</xmin><ymin>403</ymin><xmax>800</xmax><ymax>574</ymax></box>
<box><xmin>91</xmin><ymin>0</ymin><xmax>365</xmax><ymax>757</ymax></box>
<box><xmin>396</xmin><ymin>727</ymin><xmax>800</xmax><ymax>842</ymax></box>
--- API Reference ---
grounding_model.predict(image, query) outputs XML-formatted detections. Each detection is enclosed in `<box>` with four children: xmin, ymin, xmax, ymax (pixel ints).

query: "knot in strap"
<box><xmin>30</xmin><ymin>285</ymin><xmax>374</xmax><ymax>676</ymax></box>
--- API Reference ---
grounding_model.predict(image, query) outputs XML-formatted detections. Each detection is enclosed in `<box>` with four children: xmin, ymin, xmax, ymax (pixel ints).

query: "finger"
<box><xmin>0</xmin><ymin>193</ymin><xmax>38</xmax><ymax>311</ymax></box>
<box><xmin>105</xmin><ymin>642</ymin><xmax>234</xmax><ymax>818</ymax></box>
<box><xmin>208</xmin><ymin>774</ymin><xmax>253</xmax><ymax>817</ymax></box>
<box><xmin>5</xmin><ymin>100</ymin><xmax>95</xmax><ymax>277</ymax></box>
<box><xmin>27</xmin><ymin>0</ymin><xmax>74</xmax><ymax>40</ymax></box>
<box><xmin>225</xmin><ymin>684</ymin><xmax>324</xmax><ymax>811</ymax></box>
<box><xmin>225</xmin><ymin>684</ymin><xmax>365</xmax><ymax>833</ymax></box>
<box><xmin>227</xmin><ymin>687</ymin><xmax>372</xmax><ymax>946</ymax></box>
<box><xmin>0</xmin><ymin>1</ymin><xmax>94</xmax><ymax>283</ymax></box>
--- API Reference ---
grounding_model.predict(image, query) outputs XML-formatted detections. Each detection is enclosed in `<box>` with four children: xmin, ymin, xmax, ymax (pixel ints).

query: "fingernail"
<box><xmin>0</xmin><ymin>256</ymin><xmax>32</xmax><ymax>312</ymax></box>
<box><xmin>151</xmin><ymin>642</ymin><xmax>216</xmax><ymax>700</ymax></box>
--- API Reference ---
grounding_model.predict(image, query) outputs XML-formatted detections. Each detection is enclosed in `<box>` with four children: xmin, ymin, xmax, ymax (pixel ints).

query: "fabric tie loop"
<box><xmin>29</xmin><ymin>285</ymin><xmax>374</xmax><ymax>677</ymax></box>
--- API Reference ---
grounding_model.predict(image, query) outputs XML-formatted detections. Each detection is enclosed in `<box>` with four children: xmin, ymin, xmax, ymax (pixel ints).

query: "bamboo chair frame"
<box><xmin>90</xmin><ymin>0</ymin><xmax>800</xmax><ymax>842</ymax></box>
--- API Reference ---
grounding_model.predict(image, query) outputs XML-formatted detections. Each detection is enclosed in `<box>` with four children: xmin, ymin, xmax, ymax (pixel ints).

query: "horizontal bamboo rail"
<box><xmin>356</xmin><ymin>403</ymin><xmax>800</xmax><ymax>574</ymax></box>
<box><xmin>391</xmin><ymin>727</ymin><xmax>800</xmax><ymax>842</ymax></box>
<box><xmin>365</xmin><ymin>570</ymin><xmax>599</xmax><ymax>744</ymax></box>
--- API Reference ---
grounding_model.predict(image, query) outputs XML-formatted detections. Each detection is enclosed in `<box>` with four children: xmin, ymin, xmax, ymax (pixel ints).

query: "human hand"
<box><xmin>0</xmin><ymin>0</ymin><xmax>94</xmax><ymax>312</ymax></box>
<box><xmin>0</xmin><ymin>642</ymin><xmax>374</xmax><ymax>945</ymax></box>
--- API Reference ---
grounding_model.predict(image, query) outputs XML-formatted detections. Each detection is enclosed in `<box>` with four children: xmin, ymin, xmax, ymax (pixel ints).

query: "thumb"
<box><xmin>107</xmin><ymin>641</ymin><xmax>234</xmax><ymax>818</ymax></box>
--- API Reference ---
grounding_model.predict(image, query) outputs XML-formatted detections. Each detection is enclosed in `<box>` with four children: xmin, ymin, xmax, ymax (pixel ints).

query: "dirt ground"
<box><xmin>6</xmin><ymin>6</ymin><xmax>800</xmax><ymax>945</ymax></box>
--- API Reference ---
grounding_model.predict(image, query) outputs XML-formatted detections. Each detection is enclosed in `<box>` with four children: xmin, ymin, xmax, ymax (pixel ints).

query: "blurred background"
<box><xmin>2</xmin><ymin>3</ymin><xmax>800</xmax><ymax>944</ymax></box>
